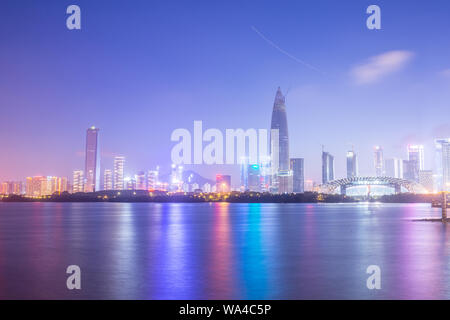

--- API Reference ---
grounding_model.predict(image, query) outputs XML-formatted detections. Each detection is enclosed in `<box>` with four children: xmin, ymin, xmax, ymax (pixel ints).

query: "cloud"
<box><xmin>351</xmin><ymin>50</ymin><xmax>414</xmax><ymax>85</ymax></box>
<box><xmin>439</xmin><ymin>69</ymin><xmax>450</xmax><ymax>78</ymax></box>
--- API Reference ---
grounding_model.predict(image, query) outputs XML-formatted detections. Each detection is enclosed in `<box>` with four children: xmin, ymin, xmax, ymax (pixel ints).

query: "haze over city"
<box><xmin>1</xmin><ymin>0</ymin><xmax>450</xmax><ymax>184</ymax></box>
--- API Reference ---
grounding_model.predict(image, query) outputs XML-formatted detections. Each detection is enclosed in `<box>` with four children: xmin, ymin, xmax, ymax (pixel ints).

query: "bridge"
<box><xmin>319</xmin><ymin>176</ymin><xmax>428</xmax><ymax>195</ymax></box>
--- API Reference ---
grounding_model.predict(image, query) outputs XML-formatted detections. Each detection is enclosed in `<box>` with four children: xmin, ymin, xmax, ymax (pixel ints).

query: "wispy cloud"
<box><xmin>251</xmin><ymin>26</ymin><xmax>324</xmax><ymax>75</ymax></box>
<box><xmin>351</xmin><ymin>50</ymin><xmax>414</xmax><ymax>85</ymax></box>
<box><xmin>439</xmin><ymin>69</ymin><xmax>450</xmax><ymax>78</ymax></box>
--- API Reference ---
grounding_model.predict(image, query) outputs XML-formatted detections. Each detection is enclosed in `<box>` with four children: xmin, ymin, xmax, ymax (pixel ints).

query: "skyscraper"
<box><xmin>385</xmin><ymin>158</ymin><xmax>403</xmax><ymax>178</ymax></box>
<box><xmin>419</xmin><ymin>170</ymin><xmax>434</xmax><ymax>193</ymax></box>
<box><xmin>436</xmin><ymin>139</ymin><xmax>450</xmax><ymax>191</ymax></box>
<box><xmin>406</xmin><ymin>145</ymin><xmax>424</xmax><ymax>183</ymax></box>
<box><xmin>322</xmin><ymin>150</ymin><xmax>334</xmax><ymax>184</ymax></box>
<box><xmin>147</xmin><ymin>168</ymin><xmax>159</xmax><ymax>191</ymax></box>
<box><xmin>135</xmin><ymin>171</ymin><xmax>146</xmax><ymax>190</ymax></box>
<box><xmin>240</xmin><ymin>156</ymin><xmax>249</xmax><ymax>191</ymax></box>
<box><xmin>346</xmin><ymin>150</ymin><xmax>358</xmax><ymax>179</ymax></box>
<box><xmin>72</xmin><ymin>170</ymin><xmax>84</xmax><ymax>193</ymax></box>
<box><xmin>104</xmin><ymin>169</ymin><xmax>113</xmax><ymax>190</ymax></box>
<box><xmin>408</xmin><ymin>145</ymin><xmax>425</xmax><ymax>171</ymax></box>
<box><xmin>290</xmin><ymin>158</ymin><xmax>304</xmax><ymax>193</ymax></box>
<box><xmin>216</xmin><ymin>174</ymin><xmax>231</xmax><ymax>192</ymax></box>
<box><xmin>403</xmin><ymin>160</ymin><xmax>418</xmax><ymax>182</ymax></box>
<box><xmin>113</xmin><ymin>156</ymin><xmax>125</xmax><ymax>190</ymax></box>
<box><xmin>247</xmin><ymin>164</ymin><xmax>261</xmax><ymax>192</ymax></box>
<box><xmin>84</xmin><ymin>126</ymin><xmax>100</xmax><ymax>192</ymax></box>
<box><xmin>270</xmin><ymin>87</ymin><xmax>292</xmax><ymax>193</ymax></box>
<box><xmin>374</xmin><ymin>146</ymin><xmax>384</xmax><ymax>177</ymax></box>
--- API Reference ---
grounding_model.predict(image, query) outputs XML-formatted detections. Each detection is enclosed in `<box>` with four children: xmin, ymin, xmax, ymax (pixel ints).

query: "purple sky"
<box><xmin>1</xmin><ymin>0</ymin><xmax>450</xmax><ymax>185</ymax></box>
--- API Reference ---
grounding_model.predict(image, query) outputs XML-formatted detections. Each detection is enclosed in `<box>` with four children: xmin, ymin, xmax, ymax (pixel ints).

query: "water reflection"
<box><xmin>0</xmin><ymin>202</ymin><xmax>450</xmax><ymax>299</ymax></box>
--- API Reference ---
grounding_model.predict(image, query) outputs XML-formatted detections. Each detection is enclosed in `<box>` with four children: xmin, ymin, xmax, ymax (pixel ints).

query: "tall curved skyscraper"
<box><xmin>270</xmin><ymin>87</ymin><xmax>292</xmax><ymax>193</ymax></box>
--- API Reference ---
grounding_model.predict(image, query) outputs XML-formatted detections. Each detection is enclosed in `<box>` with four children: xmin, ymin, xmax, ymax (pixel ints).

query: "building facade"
<box><xmin>84</xmin><ymin>126</ymin><xmax>100</xmax><ymax>192</ymax></box>
<box><xmin>346</xmin><ymin>150</ymin><xmax>358</xmax><ymax>179</ymax></box>
<box><xmin>385</xmin><ymin>158</ymin><xmax>403</xmax><ymax>179</ymax></box>
<box><xmin>291</xmin><ymin>158</ymin><xmax>304</xmax><ymax>193</ymax></box>
<box><xmin>113</xmin><ymin>156</ymin><xmax>125</xmax><ymax>190</ymax></box>
<box><xmin>374</xmin><ymin>146</ymin><xmax>384</xmax><ymax>177</ymax></box>
<box><xmin>270</xmin><ymin>87</ymin><xmax>292</xmax><ymax>193</ymax></box>
<box><xmin>322</xmin><ymin>151</ymin><xmax>334</xmax><ymax>184</ymax></box>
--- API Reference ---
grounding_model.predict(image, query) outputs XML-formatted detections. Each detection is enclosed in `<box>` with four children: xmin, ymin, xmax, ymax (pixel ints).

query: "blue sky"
<box><xmin>1</xmin><ymin>0</ymin><xmax>449</xmax><ymax>185</ymax></box>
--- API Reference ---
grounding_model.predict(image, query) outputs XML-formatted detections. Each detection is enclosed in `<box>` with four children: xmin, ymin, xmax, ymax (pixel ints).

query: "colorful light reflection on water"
<box><xmin>0</xmin><ymin>202</ymin><xmax>449</xmax><ymax>299</ymax></box>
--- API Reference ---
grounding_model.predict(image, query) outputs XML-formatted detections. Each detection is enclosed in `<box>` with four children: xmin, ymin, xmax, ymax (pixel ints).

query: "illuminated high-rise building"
<box><xmin>346</xmin><ymin>150</ymin><xmax>358</xmax><ymax>178</ymax></box>
<box><xmin>125</xmin><ymin>178</ymin><xmax>136</xmax><ymax>190</ymax></box>
<box><xmin>135</xmin><ymin>171</ymin><xmax>146</xmax><ymax>190</ymax></box>
<box><xmin>290</xmin><ymin>158</ymin><xmax>304</xmax><ymax>193</ymax></box>
<box><xmin>385</xmin><ymin>158</ymin><xmax>403</xmax><ymax>178</ymax></box>
<box><xmin>45</xmin><ymin>176</ymin><xmax>58</xmax><ymax>195</ymax></box>
<box><xmin>72</xmin><ymin>171</ymin><xmax>84</xmax><ymax>193</ymax></box>
<box><xmin>240</xmin><ymin>156</ymin><xmax>249</xmax><ymax>191</ymax></box>
<box><xmin>216</xmin><ymin>174</ymin><xmax>231</xmax><ymax>192</ymax></box>
<box><xmin>113</xmin><ymin>156</ymin><xmax>125</xmax><ymax>190</ymax></box>
<box><xmin>259</xmin><ymin>156</ymin><xmax>271</xmax><ymax>192</ymax></box>
<box><xmin>25</xmin><ymin>177</ymin><xmax>33</xmax><ymax>196</ymax></box>
<box><xmin>0</xmin><ymin>182</ymin><xmax>7</xmax><ymax>195</ymax></box>
<box><xmin>25</xmin><ymin>176</ymin><xmax>46</xmax><ymax>196</ymax></box>
<box><xmin>247</xmin><ymin>164</ymin><xmax>261</xmax><ymax>192</ymax></box>
<box><xmin>408</xmin><ymin>145</ymin><xmax>425</xmax><ymax>170</ymax></box>
<box><xmin>406</xmin><ymin>145</ymin><xmax>424</xmax><ymax>183</ymax></box>
<box><xmin>436</xmin><ymin>139</ymin><xmax>450</xmax><ymax>191</ymax></box>
<box><xmin>374</xmin><ymin>146</ymin><xmax>384</xmax><ymax>177</ymax></box>
<box><xmin>147</xmin><ymin>168</ymin><xmax>159</xmax><ymax>191</ymax></box>
<box><xmin>103</xmin><ymin>169</ymin><xmax>113</xmax><ymax>190</ymax></box>
<box><xmin>84</xmin><ymin>126</ymin><xmax>100</xmax><ymax>192</ymax></box>
<box><xmin>270</xmin><ymin>87</ymin><xmax>292</xmax><ymax>193</ymax></box>
<box><xmin>56</xmin><ymin>177</ymin><xmax>68</xmax><ymax>194</ymax></box>
<box><xmin>322</xmin><ymin>150</ymin><xmax>334</xmax><ymax>184</ymax></box>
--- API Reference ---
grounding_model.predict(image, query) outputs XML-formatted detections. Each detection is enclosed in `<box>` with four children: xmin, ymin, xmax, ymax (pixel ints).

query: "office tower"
<box><xmin>408</xmin><ymin>145</ymin><xmax>425</xmax><ymax>171</ymax></box>
<box><xmin>402</xmin><ymin>160</ymin><xmax>418</xmax><ymax>182</ymax></box>
<box><xmin>247</xmin><ymin>164</ymin><xmax>261</xmax><ymax>192</ymax></box>
<box><xmin>104</xmin><ymin>169</ymin><xmax>113</xmax><ymax>190</ymax></box>
<box><xmin>322</xmin><ymin>150</ymin><xmax>334</xmax><ymax>184</ymax></box>
<box><xmin>435</xmin><ymin>139</ymin><xmax>450</xmax><ymax>192</ymax></box>
<box><xmin>374</xmin><ymin>146</ymin><xmax>384</xmax><ymax>177</ymax></box>
<box><xmin>291</xmin><ymin>158</ymin><xmax>305</xmax><ymax>193</ymax></box>
<box><xmin>147</xmin><ymin>168</ymin><xmax>159</xmax><ymax>190</ymax></box>
<box><xmin>113</xmin><ymin>156</ymin><xmax>125</xmax><ymax>190</ymax></box>
<box><xmin>346</xmin><ymin>150</ymin><xmax>358</xmax><ymax>179</ymax></box>
<box><xmin>84</xmin><ymin>126</ymin><xmax>100</xmax><ymax>192</ymax></box>
<box><xmin>385</xmin><ymin>158</ymin><xmax>403</xmax><ymax>178</ymax></box>
<box><xmin>259</xmin><ymin>156</ymin><xmax>271</xmax><ymax>192</ymax></box>
<box><xmin>419</xmin><ymin>170</ymin><xmax>434</xmax><ymax>193</ymax></box>
<box><xmin>270</xmin><ymin>87</ymin><xmax>291</xmax><ymax>193</ymax></box>
<box><xmin>135</xmin><ymin>171</ymin><xmax>146</xmax><ymax>190</ymax></box>
<box><xmin>72</xmin><ymin>170</ymin><xmax>84</xmax><ymax>193</ymax></box>
<box><xmin>216</xmin><ymin>174</ymin><xmax>231</xmax><ymax>192</ymax></box>
<box><xmin>240</xmin><ymin>156</ymin><xmax>249</xmax><ymax>191</ymax></box>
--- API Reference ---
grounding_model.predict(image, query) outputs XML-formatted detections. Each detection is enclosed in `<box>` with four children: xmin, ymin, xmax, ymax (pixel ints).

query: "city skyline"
<box><xmin>1</xmin><ymin>1</ymin><xmax>450</xmax><ymax>184</ymax></box>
